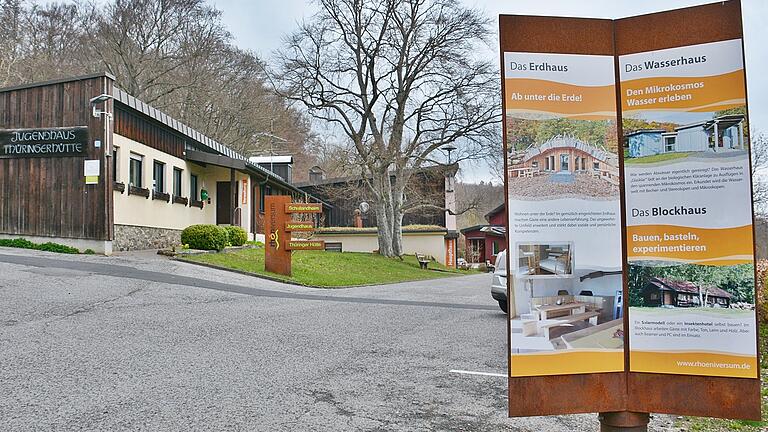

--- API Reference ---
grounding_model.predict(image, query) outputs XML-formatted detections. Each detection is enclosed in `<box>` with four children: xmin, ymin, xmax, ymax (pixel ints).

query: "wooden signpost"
<box><xmin>264</xmin><ymin>195</ymin><xmax>324</xmax><ymax>277</ymax></box>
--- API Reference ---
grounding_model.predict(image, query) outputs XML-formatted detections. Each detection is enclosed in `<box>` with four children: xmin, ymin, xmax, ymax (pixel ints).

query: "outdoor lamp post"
<box><xmin>441</xmin><ymin>144</ymin><xmax>457</xmax><ymax>164</ymax></box>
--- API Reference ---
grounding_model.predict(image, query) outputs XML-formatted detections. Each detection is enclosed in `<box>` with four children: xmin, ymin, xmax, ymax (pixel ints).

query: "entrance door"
<box><xmin>560</xmin><ymin>154</ymin><xmax>569</xmax><ymax>172</ymax></box>
<box><xmin>217</xmin><ymin>182</ymin><xmax>232</xmax><ymax>225</ymax></box>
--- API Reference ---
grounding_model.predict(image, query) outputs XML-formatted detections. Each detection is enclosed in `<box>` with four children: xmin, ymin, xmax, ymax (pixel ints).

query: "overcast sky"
<box><xmin>213</xmin><ymin>0</ymin><xmax>767</xmax><ymax>182</ymax></box>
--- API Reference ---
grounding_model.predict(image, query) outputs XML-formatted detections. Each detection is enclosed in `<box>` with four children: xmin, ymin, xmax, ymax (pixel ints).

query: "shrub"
<box><xmin>83</xmin><ymin>249</ymin><xmax>96</xmax><ymax>255</ymax></box>
<box><xmin>37</xmin><ymin>242</ymin><xmax>80</xmax><ymax>254</ymax></box>
<box><xmin>225</xmin><ymin>226</ymin><xmax>248</xmax><ymax>246</ymax></box>
<box><xmin>0</xmin><ymin>238</ymin><xmax>79</xmax><ymax>254</ymax></box>
<box><xmin>181</xmin><ymin>224</ymin><xmax>228</xmax><ymax>251</ymax></box>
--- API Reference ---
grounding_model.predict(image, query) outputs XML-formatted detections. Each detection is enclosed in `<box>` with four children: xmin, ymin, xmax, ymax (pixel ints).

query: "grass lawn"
<box><xmin>624</xmin><ymin>152</ymin><xmax>691</xmax><ymax>164</ymax></box>
<box><xmin>181</xmin><ymin>246</ymin><xmax>472</xmax><ymax>287</ymax></box>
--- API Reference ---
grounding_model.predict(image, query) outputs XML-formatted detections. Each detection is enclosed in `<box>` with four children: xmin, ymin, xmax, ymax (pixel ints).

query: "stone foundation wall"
<box><xmin>114</xmin><ymin>225</ymin><xmax>182</xmax><ymax>251</ymax></box>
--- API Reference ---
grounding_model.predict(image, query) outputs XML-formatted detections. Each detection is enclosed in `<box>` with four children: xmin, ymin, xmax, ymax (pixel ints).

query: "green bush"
<box><xmin>181</xmin><ymin>225</ymin><xmax>229</xmax><ymax>251</ymax></box>
<box><xmin>225</xmin><ymin>226</ymin><xmax>248</xmax><ymax>246</ymax></box>
<box><xmin>0</xmin><ymin>238</ymin><xmax>79</xmax><ymax>254</ymax></box>
<box><xmin>83</xmin><ymin>249</ymin><xmax>96</xmax><ymax>255</ymax></box>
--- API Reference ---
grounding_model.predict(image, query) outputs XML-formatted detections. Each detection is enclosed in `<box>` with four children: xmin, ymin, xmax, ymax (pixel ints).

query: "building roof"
<box><xmin>249</xmin><ymin>156</ymin><xmax>293</xmax><ymax>164</ymax></box>
<box><xmin>113</xmin><ymin>87</ymin><xmax>313</xmax><ymax>198</ymax></box>
<box><xmin>624</xmin><ymin>129</ymin><xmax>666</xmax><ymax>137</ymax></box>
<box><xmin>649</xmin><ymin>277</ymin><xmax>733</xmax><ymax>299</ymax></box>
<box><xmin>460</xmin><ymin>224</ymin><xmax>505</xmax><ymax>236</ymax></box>
<box><xmin>520</xmin><ymin>135</ymin><xmax>615</xmax><ymax>166</ymax></box>
<box><xmin>485</xmin><ymin>203</ymin><xmax>505</xmax><ymax>221</ymax></box>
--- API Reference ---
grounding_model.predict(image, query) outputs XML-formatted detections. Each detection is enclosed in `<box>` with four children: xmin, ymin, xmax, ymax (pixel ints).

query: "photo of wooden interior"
<box><xmin>516</xmin><ymin>243</ymin><xmax>573</xmax><ymax>277</ymax></box>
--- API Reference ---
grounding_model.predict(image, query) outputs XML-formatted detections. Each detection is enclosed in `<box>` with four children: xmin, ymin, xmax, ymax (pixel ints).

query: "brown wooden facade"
<box><xmin>0</xmin><ymin>73</ymin><xmax>114</xmax><ymax>242</ymax></box>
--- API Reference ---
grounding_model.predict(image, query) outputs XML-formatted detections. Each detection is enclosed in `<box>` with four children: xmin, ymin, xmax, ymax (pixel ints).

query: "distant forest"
<box><xmin>0</xmin><ymin>0</ymin><xmax>319</xmax><ymax>180</ymax></box>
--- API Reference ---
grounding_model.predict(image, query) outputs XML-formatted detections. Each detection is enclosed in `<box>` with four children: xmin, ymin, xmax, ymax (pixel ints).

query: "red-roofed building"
<box><xmin>642</xmin><ymin>277</ymin><xmax>733</xmax><ymax>308</ymax></box>
<box><xmin>460</xmin><ymin>203</ymin><xmax>506</xmax><ymax>264</ymax></box>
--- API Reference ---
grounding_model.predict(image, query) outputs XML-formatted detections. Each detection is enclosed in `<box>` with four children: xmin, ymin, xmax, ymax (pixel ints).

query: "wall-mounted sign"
<box><xmin>0</xmin><ymin>126</ymin><xmax>88</xmax><ymax>158</ymax></box>
<box><xmin>84</xmin><ymin>160</ymin><xmax>100</xmax><ymax>185</ymax></box>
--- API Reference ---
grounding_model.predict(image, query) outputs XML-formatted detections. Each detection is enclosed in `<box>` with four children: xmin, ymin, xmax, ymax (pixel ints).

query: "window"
<box><xmin>259</xmin><ymin>184</ymin><xmax>272</xmax><ymax>213</ymax></box>
<box><xmin>129</xmin><ymin>153</ymin><xmax>143</xmax><ymax>187</ymax></box>
<box><xmin>112</xmin><ymin>147</ymin><xmax>119</xmax><ymax>182</ymax></box>
<box><xmin>492</xmin><ymin>241</ymin><xmax>499</xmax><ymax>255</ymax></box>
<box><xmin>593</xmin><ymin>161</ymin><xmax>600</xmax><ymax>170</ymax></box>
<box><xmin>664</xmin><ymin>136</ymin><xmax>676</xmax><ymax>152</ymax></box>
<box><xmin>531</xmin><ymin>161</ymin><xmax>539</xmax><ymax>169</ymax></box>
<box><xmin>560</xmin><ymin>154</ymin><xmax>569</xmax><ymax>171</ymax></box>
<box><xmin>153</xmin><ymin>161</ymin><xmax>165</xmax><ymax>193</ymax></box>
<box><xmin>173</xmin><ymin>168</ymin><xmax>182</xmax><ymax>197</ymax></box>
<box><xmin>190</xmin><ymin>174</ymin><xmax>198</xmax><ymax>201</ymax></box>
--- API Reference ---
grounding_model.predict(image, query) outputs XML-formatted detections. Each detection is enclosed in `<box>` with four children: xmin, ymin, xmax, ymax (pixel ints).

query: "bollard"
<box><xmin>598</xmin><ymin>411</ymin><xmax>650</xmax><ymax>432</ymax></box>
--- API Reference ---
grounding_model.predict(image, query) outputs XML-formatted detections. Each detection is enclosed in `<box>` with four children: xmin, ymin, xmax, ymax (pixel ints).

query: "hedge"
<box><xmin>225</xmin><ymin>226</ymin><xmax>248</xmax><ymax>246</ymax></box>
<box><xmin>181</xmin><ymin>225</ymin><xmax>229</xmax><ymax>251</ymax></box>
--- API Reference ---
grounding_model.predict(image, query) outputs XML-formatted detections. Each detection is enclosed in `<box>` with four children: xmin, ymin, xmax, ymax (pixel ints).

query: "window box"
<box><xmin>173</xmin><ymin>195</ymin><xmax>189</xmax><ymax>206</ymax></box>
<box><xmin>114</xmin><ymin>182</ymin><xmax>126</xmax><ymax>193</ymax></box>
<box><xmin>190</xmin><ymin>199</ymin><xmax>204</xmax><ymax>209</ymax></box>
<box><xmin>153</xmin><ymin>190</ymin><xmax>171</xmax><ymax>202</ymax></box>
<box><xmin>128</xmin><ymin>185</ymin><xmax>150</xmax><ymax>198</ymax></box>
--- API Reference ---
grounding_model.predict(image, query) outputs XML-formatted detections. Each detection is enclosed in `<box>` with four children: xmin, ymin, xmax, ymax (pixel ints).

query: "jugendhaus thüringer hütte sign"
<box><xmin>0</xmin><ymin>127</ymin><xmax>88</xmax><ymax>158</ymax></box>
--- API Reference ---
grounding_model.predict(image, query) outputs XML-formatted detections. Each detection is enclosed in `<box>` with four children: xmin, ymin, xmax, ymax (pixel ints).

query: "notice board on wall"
<box><xmin>501</xmin><ymin>0</ymin><xmax>760</xmax><ymax>420</ymax></box>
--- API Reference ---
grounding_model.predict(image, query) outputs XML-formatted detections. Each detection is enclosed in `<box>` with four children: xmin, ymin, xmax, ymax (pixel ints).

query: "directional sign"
<box><xmin>285</xmin><ymin>221</ymin><xmax>315</xmax><ymax>232</ymax></box>
<box><xmin>285</xmin><ymin>203</ymin><xmax>322</xmax><ymax>213</ymax></box>
<box><xmin>286</xmin><ymin>240</ymin><xmax>325</xmax><ymax>251</ymax></box>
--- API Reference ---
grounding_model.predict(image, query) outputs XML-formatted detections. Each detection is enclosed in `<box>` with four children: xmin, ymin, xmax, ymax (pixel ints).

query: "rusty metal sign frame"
<box><xmin>500</xmin><ymin>0</ymin><xmax>761</xmax><ymax>420</ymax></box>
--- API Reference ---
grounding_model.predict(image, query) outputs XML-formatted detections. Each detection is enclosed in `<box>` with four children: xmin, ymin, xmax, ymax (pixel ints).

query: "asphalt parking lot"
<box><xmin>0</xmin><ymin>249</ymin><xmax>675</xmax><ymax>431</ymax></box>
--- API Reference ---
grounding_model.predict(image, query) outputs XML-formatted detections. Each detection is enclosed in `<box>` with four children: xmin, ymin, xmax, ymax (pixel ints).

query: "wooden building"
<box><xmin>641</xmin><ymin>277</ymin><xmax>733</xmax><ymax>308</ymax></box>
<box><xmin>0</xmin><ymin>73</ymin><xmax>321</xmax><ymax>253</ymax></box>
<box><xmin>460</xmin><ymin>203</ymin><xmax>506</xmax><ymax>264</ymax></box>
<box><xmin>508</xmin><ymin>136</ymin><xmax>619</xmax><ymax>184</ymax></box>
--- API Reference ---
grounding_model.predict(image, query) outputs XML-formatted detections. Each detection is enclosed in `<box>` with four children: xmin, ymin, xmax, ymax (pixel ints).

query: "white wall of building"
<box><xmin>311</xmin><ymin>232</ymin><xmax>448</xmax><ymax>265</ymax></box>
<box><xmin>112</xmin><ymin>134</ymin><xmax>252</xmax><ymax>233</ymax></box>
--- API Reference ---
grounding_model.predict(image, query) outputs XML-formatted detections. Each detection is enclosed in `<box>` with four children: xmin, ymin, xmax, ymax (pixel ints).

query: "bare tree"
<box><xmin>276</xmin><ymin>0</ymin><xmax>500</xmax><ymax>257</ymax></box>
<box><xmin>751</xmin><ymin>131</ymin><xmax>768</xmax><ymax>214</ymax></box>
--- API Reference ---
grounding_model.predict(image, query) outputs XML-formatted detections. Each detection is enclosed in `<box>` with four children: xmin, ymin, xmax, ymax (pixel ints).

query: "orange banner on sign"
<box><xmin>511</xmin><ymin>350</ymin><xmax>624</xmax><ymax>377</ymax></box>
<box><xmin>504</xmin><ymin>78</ymin><xmax>616</xmax><ymax>120</ymax></box>
<box><xmin>630</xmin><ymin>351</ymin><xmax>758</xmax><ymax>378</ymax></box>
<box><xmin>626</xmin><ymin>224</ymin><xmax>754</xmax><ymax>265</ymax></box>
<box><xmin>621</xmin><ymin>69</ymin><xmax>746</xmax><ymax>113</ymax></box>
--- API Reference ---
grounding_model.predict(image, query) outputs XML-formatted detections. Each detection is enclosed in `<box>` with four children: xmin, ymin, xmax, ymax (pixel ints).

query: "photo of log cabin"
<box><xmin>627</xmin><ymin>262</ymin><xmax>755</xmax><ymax>309</ymax></box>
<box><xmin>640</xmin><ymin>277</ymin><xmax>732</xmax><ymax>308</ymax></box>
